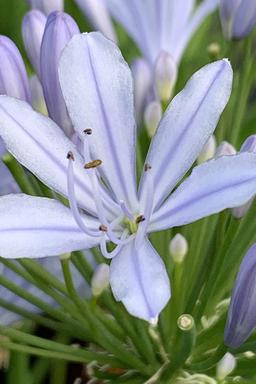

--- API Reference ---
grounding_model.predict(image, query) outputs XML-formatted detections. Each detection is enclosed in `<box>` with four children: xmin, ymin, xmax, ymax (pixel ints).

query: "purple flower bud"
<box><xmin>0</xmin><ymin>161</ymin><xmax>20</xmax><ymax>195</ymax></box>
<box><xmin>220</xmin><ymin>0</ymin><xmax>256</xmax><ymax>39</ymax></box>
<box><xmin>22</xmin><ymin>10</ymin><xmax>46</xmax><ymax>77</ymax></box>
<box><xmin>225</xmin><ymin>243</ymin><xmax>256</xmax><ymax>348</ymax></box>
<box><xmin>40</xmin><ymin>12</ymin><xmax>79</xmax><ymax>137</ymax></box>
<box><xmin>240</xmin><ymin>134</ymin><xmax>256</xmax><ymax>153</ymax></box>
<box><xmin>154</xmin><ymin>51</ymin><xmax>177</xmax><ymax>102</ymax></box>
<box><xmin>0</xmin><ymin>36</ymin><xmax>31</xmax><ymax>102</ymax></box>
<box><xmin>74</xmin><ymin>0</ymin><xmax>117</xmax><ymax>43</ymax></box>
<box><xmin>27</xmin><ymin>0</ymin><xmax>63</xmax><ymax>15</ymax></box>
<box><xmin>131</xmin><ymin>58</ymin><xmax>152</xmax><ymax>122</ymax></box>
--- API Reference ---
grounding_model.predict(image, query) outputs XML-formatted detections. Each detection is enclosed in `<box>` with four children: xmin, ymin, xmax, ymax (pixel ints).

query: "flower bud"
<box><xmin>215</xmin><ymin>141</ymin><xmax>236</xmax><ymax>158</ymax></box>
<box><xmin>0</xmin><ymin>36</ymin><xmax>31</xmax><ymax>102</ymax></box>
<box><xmin>207</xmin><ymin>42</ymin><xmax>221</xmax><ymax>60</ymax></box>
<box><xmin>216</xmin><ymin>352</ymin><xmax>236</xmax><ymax>380</ymax></box>
<box><xmin>30</xmin><ymin>75</ymin><xmax>47</xmax><ymax>115</ymax></box>
<box><xmin>240</xmin><ymin>134</ymin><xmax>256</xmax><ymax>154</ymax></box>
<box><xmin>220</xmin><ymin>0</ymin><xmax>256</xmax><ymax>40</ymax></box>
<box><xmin>232</xmin><ymin>135</ymin><xmax>256</xmax><ymax>218</ymax></box>
<box><xmin>91</xmin><ymin>263</ymin><xmax>110</xmax><ymax>297</ymax></box>
<box><xmin>177</xmin><ymin>314</ymin><xmax>194</xmax><ymax>331</ymax></box>
<box><xmin>144</xmin><ymin>101</ymin><xmax>162</xmax><ymax>138</ymax></box>
<box><xmin>169</xmin><ymin>234</ymin><xmax>188</xmax><ymax>264</ymax></box>
<box><xmin>197</xmin><ymin>135</ymin><xmax>216</xmax><ymax>164</ymax></box>
<box><xmin>131</xmin><ymin>58</ymin><xmax>152</xmax><ymax>122</ymax></box>
<box><xmin>154</xmin><ymin>51</ymin><xmax>177</xmax><ymax>102</ymax></box>
<box><xmin>40</xmin><ymin>11</ymin><xmax>79</xmax><ymax>137</ymax></box>
<box><xmin>27</xmin><ymin>0</ymin><xmax>63</xmax><ymax>15</ymax></box>
<box><xmin>22</xmin><ymin>10</ymin><xmax>46</xmax><ymax>77</ymax></box>
<box><xmin>74</xmin><ymin>0</ymin><xmax>117</xmax><ymax>43</ymax></box>
<box><xmin>225</xmin><ymin>243</ymin><xmax>256</xmax><ymax>348</ymax></box>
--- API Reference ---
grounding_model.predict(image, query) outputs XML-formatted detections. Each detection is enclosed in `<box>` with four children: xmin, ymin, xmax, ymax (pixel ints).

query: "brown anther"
<box><xmin>84</xmin><ymin>159</ymin><xmax>102</xmax><ymax>169</ymax></box>
<box><xmin>136</xmin><ymin>215</ymin><xmax>145</xmax><ymax>224</ymax></box>
<box><xmin>144</xmin><ymin>163</ymin><xmax>152</xmax><ymax>172</ymax></box>
<box><xmin>99</xmin><ymin>224</ymin><xmax>108</xmax><ymax>232</ymax></box>
<box><xmin>67</xmin><ymin>151</ymin><xmax>74</xmax><ymax>161</ymax></box>
<box><xmin>83</xmin><ymin>128</ymin><xmax>92</xmax><ymax>135</ymax></box>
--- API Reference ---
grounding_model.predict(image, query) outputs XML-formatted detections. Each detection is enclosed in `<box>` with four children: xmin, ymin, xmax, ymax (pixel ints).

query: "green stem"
<box><xmin>3</xmin><ymin>154</ymin><xmax>35</xmax><ymax>195</ymax></box>
<box><xmin>61</xmin><ymin>258</ymin><xmax>152</xmax><ymax>375</ymax></box>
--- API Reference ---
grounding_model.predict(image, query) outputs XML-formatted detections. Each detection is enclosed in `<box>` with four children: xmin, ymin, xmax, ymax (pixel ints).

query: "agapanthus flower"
<box><xmin>224</xmin><ymin>243</ymin><xmax>256</xmax><ymax>348</ymax></box>
<box><xmin>220</xmin><ymin>0</ymin><xmax>256</xmax><ymax>40</ymax></box>
<box><xmin>1</xmin><ymin>32</ymin><xmax>256</xmax><ymax>321</ymax></box>
<box><xmin>101</xmin><ymin>0</ymin><xmax>219</xmax><ymax>116</ymax></box>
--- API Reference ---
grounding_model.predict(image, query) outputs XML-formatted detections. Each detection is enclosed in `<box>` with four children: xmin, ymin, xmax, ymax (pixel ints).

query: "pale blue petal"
<box><xmin>0</xmin><ymin>96</ymin><xmax>104</xmax><ymax>217</ymax></box>
<box><xmin>0</xmin><ymin>194</ymin><xmax>100</xmax><ymax>258</ymax></box>
<box><xmin>110</xmin><ymin>238</ymin><xmax>170</xmax><ymax>321</ymax></box>
<box><xmin>160</xmin><ymin>0</ymin><xmax>195</xmax><ymax>60</ymax></box>
<box><xmin>150</xmin><ymin>153</ymin><xmax>256</xmax><ymax>231</ymax></box>
<box><xmin>106</xmin><ymin>0</ymin><xmax>159</xmax><ymax>64</ymax></box>
<box><xmin>225</xmin><ymin>243</ymin><xmax>256</xmax><ymax>348</ymax></box>
<box><xmin>74</xmin><ymin>0</ymin><xmax>117</xmax><ymax>42</ymax></box>
<box><xmin>59</xmin><ymin>32</ymin><xmax>138</xmax><ymax>210</ymax></box>
<box><xmin>175</xmin><ymin>0</ymin><xmax>218</xmax><ymax>62</ymax></box>
<box><xmin>140</xmin><ymin>59</ymin><xmax>233</xmax><ymax>212</ymax></box>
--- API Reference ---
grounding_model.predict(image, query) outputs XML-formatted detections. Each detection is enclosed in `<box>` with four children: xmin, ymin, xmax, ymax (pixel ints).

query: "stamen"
<box><xmin>84</xmin><ymin>159</ymin><xmax>102</xmax><ymax>169</ymax></box>
<box><xmin>99</xmin><ymin>224</ymin><xmax>108</xmax><ymax>232</ymax></box>
<box><xmin>135</xmin><ymin>166</ymin><xmax>154</xmax><ymax>249</ymax></box>
<box><xmin>83</xmin><ymin>128</ymin><xmax>92</xmax><ymax>135</ymax></box>
<box><xmin>120</xmin><ymin>200</ymin><xmax>133</xmax><ymax>221</ymax></box>
<box><xmin>144</xmin><ymin>163</ymin><xmax>152</xmax><ymax>171</ymax></box>
<box><xmin>100</xmin><ymin>230</ymin><xmax>135</xmax><ymax>259</ymax></box>
<box><xmin>136</xmin><ymin>215</ymin><xmax>145</xmax><ymax>224</ymax></box>
<box><xmin>67</xmin><ymin>151</ymin><xmax>74</xmax><ymax>161</ymax></box>
<box><xmin>66</xmin><ymin>153</ymin><xmax>101</xmax><ymax>238</ymax></box>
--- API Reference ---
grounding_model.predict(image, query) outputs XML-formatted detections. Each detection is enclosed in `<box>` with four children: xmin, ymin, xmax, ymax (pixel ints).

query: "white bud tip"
<box><xmin>144</xmin><ymin>101</ymin><xmax>162</xmax><ymax>137</ymax></box>
<box><xmin>169</xmin><ymin>233</ymin><xmax>188</xmax><ymax>263</ymax></box>
<box><xmin>154</xmin><ymin>51</ymin><xmax>177</xmax><ymax>102</ymax></box>
<box><xmin>197</xmin><ymin>135</ymin><xmax>216</xmax><ymax>164</ymax></box>
<box><xmin>216</xmin><ymin>352</ymin><xmax>236</xmax><ymax>380</ymax></box>
<box><xmin>91</xmin><ymin>263</ymin><xmax>110</xmax><ymax>297</ymax></box>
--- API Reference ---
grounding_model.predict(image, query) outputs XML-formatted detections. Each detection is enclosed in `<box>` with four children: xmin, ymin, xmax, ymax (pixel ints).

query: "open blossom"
<box><xmin>220</xmin><ymin>0</ymin><xmax>256</xmax><ymax>39</ymax></box>
<box><xmin>1</xmin><ymin>32</ymin><xmax>256</xmax><ymax>321</ymax></box>
<box><xmin>103</xmin><ymin>0</ymin><xmax>218</xmax><ymax>116</ymax></box>
<box><xmin>225</xmin><ymin>244</ymin><xmax>256</xmax><ymax>348</ymax></box>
